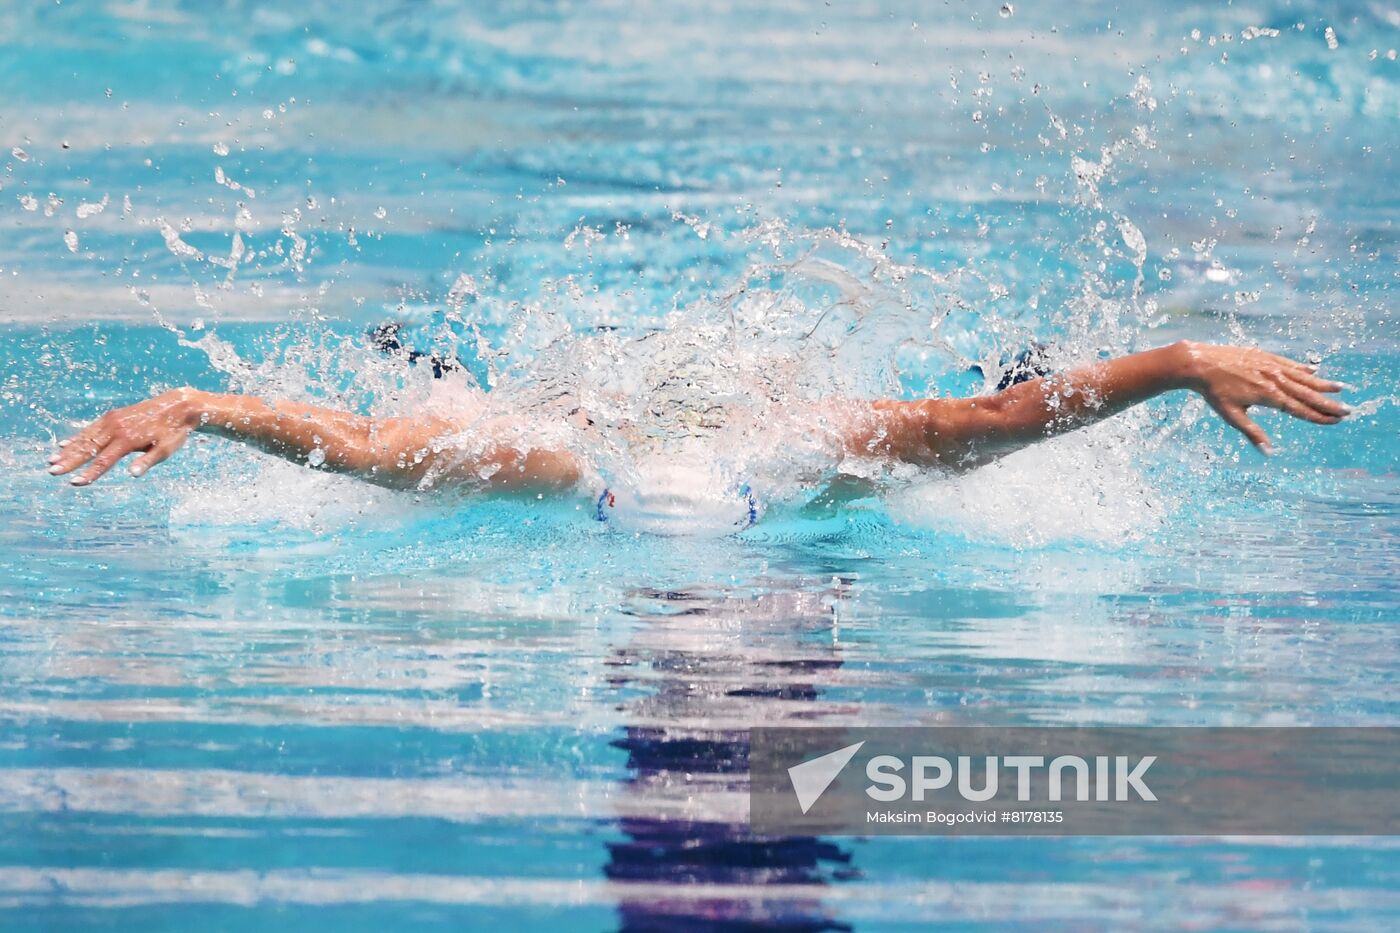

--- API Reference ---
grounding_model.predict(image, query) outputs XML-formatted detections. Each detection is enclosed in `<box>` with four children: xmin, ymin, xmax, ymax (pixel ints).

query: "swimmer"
<box><xmin>46</xmin><ymin>341</ymin><xmax>1350</xmax><ymax>528</ymax></box>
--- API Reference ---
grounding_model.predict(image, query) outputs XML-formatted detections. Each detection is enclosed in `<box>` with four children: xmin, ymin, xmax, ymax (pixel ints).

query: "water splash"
<box><xmin>37</xmin><ymin>65</ymin><xmax>1267</xmax><ymax>547</ymax></box>
<box><xmin>156</xmin><ymin>198</ymin><xmax>1181</xmax><ymax>547</ymax></box>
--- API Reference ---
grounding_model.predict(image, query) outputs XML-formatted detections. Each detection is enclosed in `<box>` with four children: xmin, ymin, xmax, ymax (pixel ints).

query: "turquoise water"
<box><xmin>2</xmin><ymin>1</ymin><xmax>1399</xmax><ymax>929</ymax></box>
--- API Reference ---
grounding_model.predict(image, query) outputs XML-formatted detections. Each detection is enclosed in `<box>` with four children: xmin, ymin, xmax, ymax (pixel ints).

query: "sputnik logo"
<box><xmin>787</xmin><ymin>741</ymin><xmax>865</xmax><ymax>813</ymax></box>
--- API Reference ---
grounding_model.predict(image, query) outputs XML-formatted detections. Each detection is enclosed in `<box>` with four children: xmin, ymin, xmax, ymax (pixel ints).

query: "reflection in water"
<box><xmin>606</xmin><ymin>583</ymin><xmax>859</xmax><ymax>931</ymax></box>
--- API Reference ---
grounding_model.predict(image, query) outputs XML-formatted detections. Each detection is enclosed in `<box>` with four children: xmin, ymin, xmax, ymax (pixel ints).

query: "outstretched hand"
<box><xmin>1181</xmin><ymin>343</ymin><xmax>1350</xmax><ymax>453</ymax></box>
<box><xmin>48</xmin><ymin>389</ymin><xmax>200</xmax><ymax>486</ymax></box>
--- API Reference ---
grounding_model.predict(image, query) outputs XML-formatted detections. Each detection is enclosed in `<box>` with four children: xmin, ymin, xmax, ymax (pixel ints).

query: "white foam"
<box><xmin>890</xmin><ymin>415</ymin><xmax>1172</xmax><ymax>547</ymax></box>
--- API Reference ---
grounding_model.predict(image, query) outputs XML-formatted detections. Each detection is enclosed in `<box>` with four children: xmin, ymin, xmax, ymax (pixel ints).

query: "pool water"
<box><xmin>2</xmin><ymin>1</ymin><xmax>1399</xmax><ymax>930</ymax></box>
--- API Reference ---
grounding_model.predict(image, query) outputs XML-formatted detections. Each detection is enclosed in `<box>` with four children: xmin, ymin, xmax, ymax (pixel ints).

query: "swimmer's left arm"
<box><xmin>851</xmin><ymin>341</ymin><xmax>1349</xmax><ymax>470</ymax></box>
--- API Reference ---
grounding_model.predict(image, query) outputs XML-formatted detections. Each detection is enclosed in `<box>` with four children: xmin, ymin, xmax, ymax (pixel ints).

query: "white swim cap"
<box><xmin>596</xmin><ymin>456</ymin><xmax>757</xmax><ymax>537</ymax></box>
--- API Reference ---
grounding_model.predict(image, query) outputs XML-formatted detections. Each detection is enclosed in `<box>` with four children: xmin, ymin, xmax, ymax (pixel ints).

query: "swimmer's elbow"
<box><xmin>425</xmin><ymin>444</ymin><xmax>580</xmax><ymax>494</ymax></box>
<box><xmin>962</xmin><ymin>389</ymin><xmax>1033</xmax><ymax>439</ymax></box>
<box><xmin>499</xmin><ymin>447</ymin><xmax>582</xmax><ymax>493</ymax></box>
<box><xmin>915</xmin><ymin>394</ymin><xmax>1039</xmax><ymax>470</ymax></box>
<box><xmin>345</xmin><ymin>414</ymin><xmax>458</xmax><ymax>489</ymax></box>
<box><xmin>381</xmin><ymin>417</ymin><xmax>582</xmax><ymax>494</ymax></box>
<box><xmin>862</xmin><ymin>399</ymin><xmax>972</xmax><ymax>467</ymax></box>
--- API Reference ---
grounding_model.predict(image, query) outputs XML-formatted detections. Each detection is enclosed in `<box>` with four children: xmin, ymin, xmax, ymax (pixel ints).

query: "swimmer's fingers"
<box><xmin>1212</xmin><ymin>401</ymin><xmax>1273</xmax><ymax>454</ymax></box>
<box><xmin>1277</xmin><ymin>373</ymin><xmax>1350</xmax><ymax>421</ymax></box>
<box><xmin>49</xmin><ymin>391</ymin><xmax>201</xmax><ymax>483</ymax></box>
<box><xmin>1252</xmin><ymin>373</ymin><xmax>1343</xmax><ymax>425</ymax></box>
<box><xmin>1262</xmin><ymin>387</ymin><xmax>1341</xmax><ymax>426</ymax></box>
<box><xmin>48</xmin><ymin>419</ymin><xmax>114</xmax><ymax>476</ymax></box>
<box><xmin>69</xmin><ymin>438</ymin><xmax>145</xmax><ymax>487</ymax></box>
<box><xmin>1264</xmin><ymin>351</ymin><xmax>1319</xmax><ymax>376</ymax></box>
<box><xmin>1286</xmin><ymin>368</ymin><xmax>1347</xmax><ymax>395</ymax></box>
<box><xmin>127</xmin><ymin>431</ymin><xmax>190</xmax><ymax>478</ymax></box>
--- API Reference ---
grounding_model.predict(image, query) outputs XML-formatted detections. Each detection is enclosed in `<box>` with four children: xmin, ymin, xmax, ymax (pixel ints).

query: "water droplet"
<box><xmin>63</xmin><ymin>230</ymin><xmax>79</xmax><ymax>253</ymax></box>
<box><xmin>373</xmin><ymin>206</ymin><xmax>387</xmax><ymax>220</ymax></box>
<box><xmin>999</xmin><ymin>3</ymin><xmax>1014</xmax><ymax>17</ymax></box>
<box><xmin>307</xmin><ymin>447</ymin><xmax>326</xmax><ymax>468</ymax></box>
<box><xmin>1118</xmin><ymin>219</ymin><xmax>1147</xmax><ymax>265</ymax></box>
<box><xmin>1204</xmin><ymin>261</ymin><xmax>1233</xmax><ymax>284</ymax></box>
<box><xmin>10</xmin><ymin>147</ymin><xmax>28</xmax><ymax>162</ymax></box>
<box><xmin>156</xmin><ymin>218</ymin><xmax>204</xmax><ymax>261</ymax></box>
<box><xmin>17</xmin><ymin>194</ymin><xmax>37</xmax><ymax>211</ymax></box>
<box><xmin>1325</xmin><ymin>26</ymin><xmax>1339</xmax><ymax>50</ymax></box>
<box><xmin>212</xmin><ymin>141</ymin><xmax>229</xmax><ymax>156</ymax></box>
<box><xmin>76</xmin><ymin>195</ymin><xmax>108</xmax><ymax>218</ymax></box>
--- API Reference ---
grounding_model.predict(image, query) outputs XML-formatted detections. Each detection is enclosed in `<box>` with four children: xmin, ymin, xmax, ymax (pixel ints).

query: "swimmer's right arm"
<box><xmin>46</xmin><ymin>388</ymin><xmax>582</xmax><ymax>492</ymax></box>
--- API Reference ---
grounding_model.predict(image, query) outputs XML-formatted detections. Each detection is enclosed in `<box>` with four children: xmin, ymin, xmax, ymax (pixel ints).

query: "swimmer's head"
<box><xmin>598</xmin><ymin>455</ymin><xmax>758</xmax><ymax>537</ymax></box>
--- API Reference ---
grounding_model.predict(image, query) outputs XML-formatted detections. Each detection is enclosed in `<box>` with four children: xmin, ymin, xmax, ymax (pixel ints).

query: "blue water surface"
<box><xmin>1</xmin><ymin>1</ymin><xmax>1398</xmax><ymax>930</ymax></box>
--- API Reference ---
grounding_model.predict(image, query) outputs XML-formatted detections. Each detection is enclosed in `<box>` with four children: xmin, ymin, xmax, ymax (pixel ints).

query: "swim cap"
<box><xmin>595</xmin><ymin>457</ymin><xmax>758</xmax><ymax>537</ymax></box>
